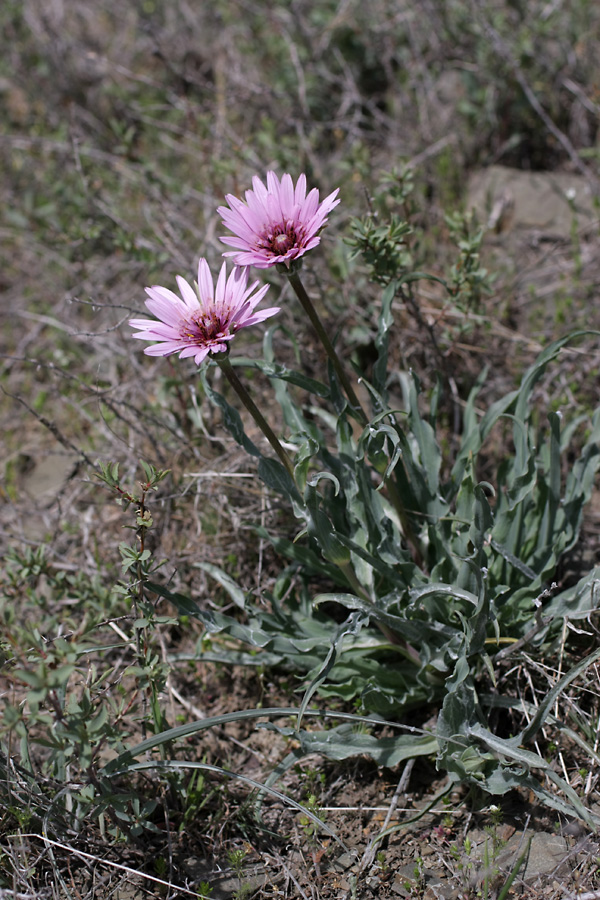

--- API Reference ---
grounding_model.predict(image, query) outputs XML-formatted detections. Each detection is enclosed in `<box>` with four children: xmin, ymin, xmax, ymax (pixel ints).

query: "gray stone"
<box><xmin>497</xmin><ymin>831</ymin><xmax>569</xmax><ymax>880</ymax></box>
<box><xmin>181</xmin><ymin>858</ymin><xmax>267</xmax><ymax>899</ymax></box>
<box><xmin>467</xmin><ymin>165</ymin><xmax>597</xmax><ymax>237</ymax></box>
<box><xmin>21</xmin><ymin>452</ymin><xmax>79</xmax><ymax>499</ymax></box>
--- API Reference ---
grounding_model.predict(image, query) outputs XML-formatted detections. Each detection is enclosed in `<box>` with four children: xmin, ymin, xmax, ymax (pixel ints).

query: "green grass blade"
<box><xmin>497</xmin><ymin>836</ymin><xmax>532</xmax><ymax>900</ymax></box>
<box><xmin>102</xmin><ymin>707</ymin><xmax>430</xmax><ymax>775</ymax></box>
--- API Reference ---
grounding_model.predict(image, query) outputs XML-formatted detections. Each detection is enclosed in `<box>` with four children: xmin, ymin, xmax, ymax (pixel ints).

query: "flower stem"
<box><xmin>384</xmin><ymin>473</ymin><xmax>425</xmax><ymax>571</ymax></box>
<box><xmin>215</xmin><ymin>354</ymin><xmax>295</xmax><ymax>479</ymax></box>
<box><xmin>286</xmin><ymin>271</ymin><xmax>367</xmax><ymax>425</ymax></box>
<box><xmin>340</xmin><ymin>561</ymin><xmax>421</xmax><ymax>665</ymax></box>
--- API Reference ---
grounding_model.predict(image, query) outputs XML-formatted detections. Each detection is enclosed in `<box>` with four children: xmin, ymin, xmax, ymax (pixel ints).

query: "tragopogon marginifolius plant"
<box><xmin>124</xmin><ymin>169</ymin><xmax>600</xmax><ymax>827</ymax></box>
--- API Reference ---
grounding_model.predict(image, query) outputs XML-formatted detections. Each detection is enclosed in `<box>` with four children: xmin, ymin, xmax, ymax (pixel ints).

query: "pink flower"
<box><xmin>130</xmin><ymin>258</ymin><xmax>279</xmax><ymax>365</ymax></box>
<box><xmin>217</xmin><ymin>172</ymin><xmax>340</xmax><ymax>269</ymax></box>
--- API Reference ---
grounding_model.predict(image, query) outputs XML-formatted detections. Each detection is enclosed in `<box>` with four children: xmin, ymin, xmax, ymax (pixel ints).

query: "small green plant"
<box><xmin>109</xmin><ymin>169</ymin><xmax>600</xmax><ymax>835</ymax></box>
<box><xmin>228</xmin><ymin>846</ymin><xmax>248</xmax><ymax>879</ymax></box>
<box><xmin>346</xmin><ymin>206</ymin><xmax>414</xmax><ymax>286</ymax></box>
<box><xmin>154</xmin><ymin>856</ymin><xmax>168</xmax><ymax>877</ymax></box>
<box><xmin>409</xmin><ymin>855</ymin><xmax>426</xmax><ymax>897</ymax></box>
<box><xmin>449</xmin><ymin>837</ymin><xmax>471</xmax><ymax>880</ymax></box>
<box><xmin>375</xmin><ymin>849</ymin><xmax>389</xmax><ymax>876</ymax></box>
<box><xmin>345</xmin><ymin>170</ymin><xmax>494</xmax><ymax>361</ymax></box>
<box><xmin>228</xmin><ymin>846</ymin><xmax>254</xmax><ymax>900</ymax></box>
<box><xmin>197</xmin><ymin>882</ymin><xmax>213</xmax><ymax>900</ymax></box>
<box><xmin>179</xmin><ymin>770</ymin><xmax>212</xmax><ymax>833</ymax></box>
<box><xmin>233</xmin><ymin>884</ymin><xmax>254</xmax><ymax>900</ymax></box>
<box><xmin>445</xmin><ymin>209</ymin><xmax>493</xmax><ymax>314</ymax></box>
<box><xmin>96</xmin><ymin>460</ymin><xmax>174</xmax><ymax>740</ymax></box>
<box><xmin>488</xmin><ymin>804</ymin><xmax>503</xmax><ymax>828</ymax></box>
<box><xmin>566</xmin><ymin>187</ymin><xmax>583</xmax><ymax>281</ymax></box>
<box><xmin>295</xmin><ymin>762</ymin><xmax>326</xmax><ymax>798</ymax></box>
<box><xmin>298</xmin><ymin>793</ymin><xmax>325</xmax><ymax>842</ymax></box>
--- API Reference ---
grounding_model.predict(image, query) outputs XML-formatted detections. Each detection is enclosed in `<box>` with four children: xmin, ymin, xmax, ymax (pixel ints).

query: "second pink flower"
<box><xmin>218</xmin><ymin>172</ymin><xmax>340</xmax><ymax>270</ymax></box>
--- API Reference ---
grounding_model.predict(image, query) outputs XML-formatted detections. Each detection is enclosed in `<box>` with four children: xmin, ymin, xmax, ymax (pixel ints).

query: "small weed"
<box><xmin>228</xmin><ymin>847</ymin><xmax>248</xmax><ymax>880</ymax></box>
<box><xmin>488</xmin><ymin>804</ymin><xmax>503</xmax><ymax>828</ymax></box>
<box><xmin>233</xmin><ymin>884</ymin><xmax>255</xmax><ymax>900</ymax></box>
<box><xmin>405</xmin><ymin>855</ymin><xmax>427</xmax><ymax>897</ymax></box>
<box><xmin>154</xmin><ymin>856</ymin><xmax>167</xmax><ymax>877</ymax></box>
<box><xmin>298</xmin><ymin>794</ymin><xmax>325</xmax><ymax>843</ymax></box>
<box><xmin>375</xmin><ymin>850</ymin><xmax>388</xmax><ymax>875</ymax></box>
<box><xmin>228</xmin><ymin>846</ymin><xmax>255</xmax><ymax>900</ymax></box>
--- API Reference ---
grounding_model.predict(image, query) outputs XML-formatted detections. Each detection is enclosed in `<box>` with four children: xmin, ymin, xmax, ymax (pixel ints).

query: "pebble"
<box><xmin>498</xmin><ymin>831</ymin><xmax>568</xmax><ymax>880</ymax></box>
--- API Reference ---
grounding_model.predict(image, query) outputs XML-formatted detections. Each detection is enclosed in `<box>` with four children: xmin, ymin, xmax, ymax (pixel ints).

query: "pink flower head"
<box><xmin>130</xmin><ymin>258</ymin><xmax>279</xmax><ymax>365</ymax></box>
<box><xmin>217</xmin><ymin>171</ymin><xmax>340</xmax><ymax>269</ymax></box>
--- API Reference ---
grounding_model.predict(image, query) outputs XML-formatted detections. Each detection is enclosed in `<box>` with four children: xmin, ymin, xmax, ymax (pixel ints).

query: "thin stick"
<box><xmin>286</xmin><ymin>270</ymin><xmax>368</xmax><ymax>424</ymax></box>
<box><xmin>359</xmin><ymin>758</ymin><xmax>416</xmax><ymax>874</ymax></box>
<box><xmin>215</xmin><ymin>354</ymin><xmax>295</xmax><ymax>478</ymax></box>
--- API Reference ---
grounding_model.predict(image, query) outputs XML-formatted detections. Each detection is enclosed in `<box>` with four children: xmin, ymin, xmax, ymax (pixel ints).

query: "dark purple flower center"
<box><xmin>258</xmin><ymin>223</ymin><xmax>302</xmax><ymax>257</ymax></box>
<box><xmin>183</xmin><ymin>311</ymin><xmax>228</xmax><ymax>343</ymax></box>
<box><xmin>273</xmin><ymin>232</ymin><xmax>294</xmax><ymax>252</ymax></box>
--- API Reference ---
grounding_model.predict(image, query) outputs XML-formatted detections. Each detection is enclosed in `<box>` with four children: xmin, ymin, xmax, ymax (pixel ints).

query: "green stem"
<box><xmin>339</xmin><ymin>561</ymin><xmax>421</xmax><ymax>665</ymax></box>
<box><xmin>215</xmin><ymin>354</ymin><xmax>295</xmax><ymax>479</ymax></box>
<box><xmin>385</xmin><ymin>473</ymin><xmax>425</xmax><ymax>571</ymax></box>
<box><xmin>286</xmin><ymin>270</ymin><xmax>367</xmax><ymax>425</ymax></box>
<box><xmin>339</xmin><ymin>561</ymin><xmax>372</xmax><ymax>604</ymax></box>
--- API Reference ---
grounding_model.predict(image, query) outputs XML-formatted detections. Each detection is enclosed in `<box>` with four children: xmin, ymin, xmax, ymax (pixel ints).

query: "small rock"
<box><xmin>467</xmin><ymin>165</ymin><xmax>596</xmax><ymax>238</ymax></box>
<box><xmin>423</xmin><ymin>886</ymin><xmax>454</xmax><ymax>900</ymax></box>
<box><xmin>326</xmin><ymin>851</ymin><xmax>355</xmax><ymax>873</ymax></box>
<box><xmin>21</xmin><ymin>452</ymin><xmax>79</xmax><ymax>499</ymax></box>
<box><xmin>498</xmin><ymin>831</ymin><xmax>568</xmax><ymax>880</ymax></box>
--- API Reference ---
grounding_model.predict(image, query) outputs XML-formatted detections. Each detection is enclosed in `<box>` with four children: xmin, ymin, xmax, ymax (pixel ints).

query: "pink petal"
<box><xmin>132</xmin><ymin>322</ymin><xmax>181</xmax><ymax>341</ymax></box>
<box><xmin>279</xmin><ymin>173</ymin><xmax>294</xmax><ymax>219</ymax></box>
<box><xmin>294</xmin><ymin>173</ymin><xmax>307</xmax><ymax>205</ymax></box>
<box><xmin>250</xmin><ymin>176</ymin><xmax>268</xmax><ymax>204</ymax></box>
<box><xmin>265</xmin><ymin>192</ymin><xmax>280</xmax><ymax>223</ymax></box>
<box><xmin>144</xmin><ymin>294</ymin><xmax>186</xmax><ymax>326</ymax></box>
<box><xmin>196</xmin><ymin>258</ymin><xmax>214</xmax><ymax>307</ymax></box>
<box><xmin>266</xmin><ymin>171</ymin><xmax>280</xmax><ymax>196</ymax></box>
<box><xmin>176</xmin><ymin>275</ymin><xmax>199</xmax><ymax>311</ymax></box>
<box><xmin>244</xmin><ymin>190</ymin><xmax>270</xmax><ymax>228</ymax></box>
<box><xmin>214</xmin><ymin>261</ymin><xmax>228</xmax><ymax>310</ymax></box>
<box><xmin>143</xmin><ymin>343</ymin><xmax>183</xmax><ymax>356</ymax></box>
<box><xmin>220</xmin><ymin>196</ymin><xmax>263</xmax><ymax>234</ymax></box>
<box><xmin>219</xmin><ymin>235</ymin><xmax>253</xmax><ymax>251</ymax></box>
<box><xmin>223</xmin><ymin>248</ymin><xmax>270</xmax><ymax>267</ymax></box>
<box><xmin>301</xmin><ymin>188</ymin><xmax>320</xmax><ymax>223</ymax></box>
<box><xmin>179</xmin><ymin>345</ymin><xmax>207</xmax><ymax>360</ymax></box>
<box><xmin>241</xmin><ymin>306</ymin><xmax>281</xmax><ymax>326</ymax></box>
<box><xmin>244</xmin><ymin>282</ymin><xmax>270</xmax><ymax>308</ymax></box>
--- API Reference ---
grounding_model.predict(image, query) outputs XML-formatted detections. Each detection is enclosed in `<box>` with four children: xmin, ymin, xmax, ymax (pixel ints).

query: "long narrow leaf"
<box><xmin>102</xmin><ymin>707</ymin><xmax>430</xmax><ymax>775</ymax></box>
<box><xmin>195</xmin><ymin>562</ymin><xmax>246</xmax><ymax>610</ymax></box>
<box><xmin>372</xmin><ymin>280</ymin><xmax>397</xmax><ymax>400</ymax></box>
